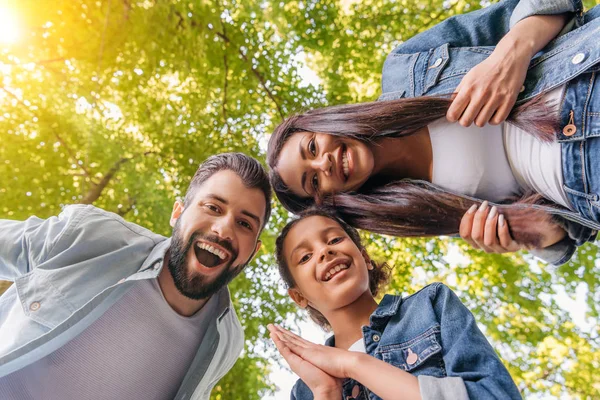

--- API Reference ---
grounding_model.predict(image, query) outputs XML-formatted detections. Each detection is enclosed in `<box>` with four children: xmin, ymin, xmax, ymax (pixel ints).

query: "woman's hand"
<box><xmin>446</xmin><ymin>14</ymin><xmax>568</xmax><ymax>128</ymax></box>
<box><xmin>446</xmin><ymin>44</ymin><xmax>530</xmax><ymax>127</ymax></box>
<box><xmin>460</xmin><ymin>201</ymin><xmax>525</xmax><ymax>253</ymax></box>
<box><xmin>460</xmin><ymin>201</ymin><xmax>566</xmax><ymax>253</ymax></box>
<box><xmin>268</xmin><ymin>324</ymin><xmax>356</xmax><ymax>380</ymax></box>
<box><xmin>268</xmin><ymin>324</ymin><xmax>342</xmax><ymax>399</ymax></box>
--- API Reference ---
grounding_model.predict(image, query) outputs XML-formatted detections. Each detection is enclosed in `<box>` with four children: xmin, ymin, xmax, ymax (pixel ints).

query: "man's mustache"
<box><xmin>187</xmin><ymin>231</ymin><xmax>236</xmax><ymax>258</ymax></box>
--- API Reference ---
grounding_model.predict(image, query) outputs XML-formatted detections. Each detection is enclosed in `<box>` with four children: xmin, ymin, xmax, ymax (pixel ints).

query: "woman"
<box><xmin>269</xmin><ymin>208</ymin><xmax>521</xmax><ymax>399</ymax></box>
<box><xmin>267</xmin><ymin>0</ymin><xmax>600</xmax><ymax>265</ymax></box>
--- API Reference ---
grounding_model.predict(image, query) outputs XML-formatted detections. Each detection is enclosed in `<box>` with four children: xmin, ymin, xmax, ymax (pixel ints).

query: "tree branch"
<box><xmin>216</xmin><ymin>31</ymin><xmax>285</xmax><ymax>119</ymax></box>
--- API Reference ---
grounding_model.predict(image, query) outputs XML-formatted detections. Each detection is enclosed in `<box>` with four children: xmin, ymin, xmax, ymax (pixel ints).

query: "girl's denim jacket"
<box><xmin>290</xmin><ymin>284</ymin><xmax>521</xmax><ymax>400</ymax></box>
<box><xmin>380</xmin><ymin>0</ymin><xmax>600</xmax><ymax>265</ymax></box>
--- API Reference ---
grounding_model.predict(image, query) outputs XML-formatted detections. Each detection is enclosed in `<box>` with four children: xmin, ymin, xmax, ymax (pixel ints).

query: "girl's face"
<box><xmin>276</xmin><ymin>131</ymin><xmax>375</xmax><ymax>199</ymax></box>
<box><xmin>282</xmin><ymin>215</ymin><xmax>372</xmax><ymax>313</ymax></box>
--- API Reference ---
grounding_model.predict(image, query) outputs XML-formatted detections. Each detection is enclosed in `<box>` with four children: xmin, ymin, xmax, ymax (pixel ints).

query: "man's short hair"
<box><xmin>183</xmin><ymin>153</ymin><xmax>272</xmax><ymax>229</ymax></box>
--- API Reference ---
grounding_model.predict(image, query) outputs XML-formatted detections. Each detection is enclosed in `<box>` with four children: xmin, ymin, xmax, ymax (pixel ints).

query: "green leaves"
<box><xmin>1</xmin><ymin>0</ymin><xmax>599</xmax><ymax>398</ymax></box>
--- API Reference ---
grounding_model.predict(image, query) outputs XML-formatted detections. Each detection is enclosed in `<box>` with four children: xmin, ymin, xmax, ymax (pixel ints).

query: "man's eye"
<box><xmin>308</xmin><ymin>138</ymin><xmax>316</xmax><ymax>156</ymax></box>
<box><xmin>312</xmin><ymin>174</ymin><xmax>319</xmax><ymax>190</ymax></box>
<box><xmin>238</xmin><ymin>220</ymin><xmax>253</xmax><ymax>230</ymax></box>
<box><xmin>328</xmin><ymin>237</ymin><xmax>343</xmax><ymax>245</ymax></box>
<box><xmin>299</xmin><ymin>253</ymin><xmax>311</xmax><ymax>264</ymax></box>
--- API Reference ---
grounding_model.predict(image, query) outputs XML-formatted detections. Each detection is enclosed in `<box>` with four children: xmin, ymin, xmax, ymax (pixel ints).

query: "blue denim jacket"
<box><xmin>0</xmin><ymin>205</ymin><xmax>244</xmax><ymax>400</ymax></box>
<box><xmin>291</xmin><ymin>283</ymin><xmax>520</xmax><ymax>400</ymax></box>
<box><xmin>379</xmin><ymin>0</ymin><xmax>600</xmax><ymax>265</ymax></box>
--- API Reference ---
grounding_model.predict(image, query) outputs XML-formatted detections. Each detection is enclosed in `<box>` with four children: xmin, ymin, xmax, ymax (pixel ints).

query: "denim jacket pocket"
<box><xmin>377</xmin><ymin>325</ymin><xmax>445</xmax><ymax>376</ymax></box>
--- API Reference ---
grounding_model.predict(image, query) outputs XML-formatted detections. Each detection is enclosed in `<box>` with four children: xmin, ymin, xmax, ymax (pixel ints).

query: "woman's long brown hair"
<box><xmin>267</xmin><ymin>95</ymin><xmax>561</xmax><ymax>248</ymax></box>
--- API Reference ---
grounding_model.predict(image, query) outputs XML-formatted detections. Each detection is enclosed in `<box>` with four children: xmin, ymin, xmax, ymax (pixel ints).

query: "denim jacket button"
<box><xmin>407</xmin><ymin>348</ymin><xmax>418</xmax><ymax>365</ymax></box>
<box><xmin>372</xmin><ymin>334</ymin><xmax>380</xmax><ymax>342</ymax></box>
<box><xmin>431</xmin><ymin>57</ymin><xmax>442</xmax><ymax>68</ymax></box>
<box><xmin>29</xmin><ymin>301</ymin><xmax>41</xmax><ymax>311</ymax></box>
<box><xmin>572</xmin><ymin>53</ymin><xmax>586</xmax><ymax>64</ymax></box>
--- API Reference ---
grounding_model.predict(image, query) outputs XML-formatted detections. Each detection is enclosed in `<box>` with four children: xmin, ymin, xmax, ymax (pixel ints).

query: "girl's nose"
<box><xmin>313</xmin><ymin>153</ymin><xmax>333</xmax><ymax>176</ymax></box>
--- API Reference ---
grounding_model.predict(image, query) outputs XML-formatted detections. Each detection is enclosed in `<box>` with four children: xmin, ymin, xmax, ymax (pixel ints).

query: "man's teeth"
<box><xmin>196</xmin><ymin>242</ymin><xmax>226</xmax><ymax>260</ymax></box>
<box><xmin>324</xmin><ymin>264</ymin><xmax>349</xmax><ymax>281</ymax></box>
<box><xmin>342</xmin><ymin>151</ymin><xmax>349</xmax><ymax>177</ymax></box>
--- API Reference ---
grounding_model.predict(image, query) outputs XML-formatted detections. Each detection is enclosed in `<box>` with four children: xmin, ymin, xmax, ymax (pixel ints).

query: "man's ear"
<box><xmin>288</xmin><ymin>288</ymin><xmax>309</xmax><ymax>308</ymax></box>
<box><xmin>253</xmin><ymin>240</ymin><xmax>262</xmax><ymax>258</ymax></box>
<box><xmin>170</xmin><ymin>200</ymin><xmax>184</xmax><ymax>228</ymax></box>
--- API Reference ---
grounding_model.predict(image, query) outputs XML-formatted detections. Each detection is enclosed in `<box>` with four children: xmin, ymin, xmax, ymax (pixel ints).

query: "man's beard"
<box><xmin>168</xmin><ymin>220</ymin><xmax>247</xmax><ymax>300</ymax></box>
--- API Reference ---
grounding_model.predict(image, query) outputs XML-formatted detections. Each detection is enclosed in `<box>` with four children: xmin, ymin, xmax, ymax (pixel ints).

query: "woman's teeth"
<box><xmin>325</xmin><ymin>264</ymin><xmax>349</xmax><ymax>281</ymax></box>
<box><xmin>196</xmin><ymin>242</ymin><xmax>226</xmax><ymax>260</ymax></box>
<box><xmin>342</xmin><ymin>151</ymin><xmax>349</xmax><ymax>177</ymax></box>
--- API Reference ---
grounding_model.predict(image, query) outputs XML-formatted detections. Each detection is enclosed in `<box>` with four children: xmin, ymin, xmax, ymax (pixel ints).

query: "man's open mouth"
<box><xmin>193</xmin><ymin>241</ymin><xmax>229</xmax><ymax>268</ymax></box>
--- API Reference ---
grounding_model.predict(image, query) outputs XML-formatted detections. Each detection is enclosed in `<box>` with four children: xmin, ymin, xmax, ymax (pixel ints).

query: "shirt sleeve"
<box><xmin>510</xmin><ymin>0</ymin><xmax>583</xmax><ymax>28</ymax></box>
<box><xmin>0</xmin><ymin>207</ymin><xmax>79</xmax><ymax>281</ymax></box>
<box><xmin>430</xmin><ymin>283</ymin><xmax>522</xmax><ymax>400</ymax></box>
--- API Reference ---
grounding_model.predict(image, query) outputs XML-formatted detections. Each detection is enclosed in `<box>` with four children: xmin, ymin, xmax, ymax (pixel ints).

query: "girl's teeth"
<box><xmin>342</xmin><ymin>152</ymin><xmax>349</xmax><ymax>176</ymax></box>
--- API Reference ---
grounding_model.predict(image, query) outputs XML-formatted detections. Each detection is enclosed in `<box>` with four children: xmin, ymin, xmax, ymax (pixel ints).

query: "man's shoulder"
<box><xmin>60</xmin><ymin>204</ymin><xmax>164</xmax><ymax>244</ymax></box>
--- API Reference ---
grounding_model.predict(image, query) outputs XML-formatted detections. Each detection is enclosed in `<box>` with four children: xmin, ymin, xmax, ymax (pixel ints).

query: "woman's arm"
<box><xmin>447</xmin><ymin>13</ymin><xmax>569</xmax><ymax>127</ymax></box>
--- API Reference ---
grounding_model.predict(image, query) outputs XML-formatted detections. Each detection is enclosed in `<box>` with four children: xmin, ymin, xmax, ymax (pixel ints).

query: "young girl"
<box><xmin>269</xmin><ymin>209</ymin><xmax>520</xmax><ymax>400</ymax></box>
<box><xmin>267</xmin><ymin>2</ymin><xmax>600</xmax><ymax>265</ymax></box>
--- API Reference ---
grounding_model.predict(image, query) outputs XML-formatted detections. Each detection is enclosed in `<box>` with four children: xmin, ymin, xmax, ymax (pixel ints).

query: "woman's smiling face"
<box><xmin>275</xmin><ymin>131</ymin><xmax>375</xmax><ymax>199</ymax></box>
<box><xmin>282</xmin><ymin>215</ymin><xmax>372</xmax><ymax>312</ymax></box>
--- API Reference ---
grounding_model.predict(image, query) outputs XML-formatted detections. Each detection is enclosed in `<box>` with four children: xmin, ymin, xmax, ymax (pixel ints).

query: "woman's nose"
<box><xmin>312</xmin><ymin>153</ymin><xmax>332</xmax><ymax>176</ymax></box>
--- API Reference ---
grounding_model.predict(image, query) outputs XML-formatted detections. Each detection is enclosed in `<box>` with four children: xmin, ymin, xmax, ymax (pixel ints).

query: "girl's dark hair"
<box><xmin>275</xmin><ymin>208</ymin><xmax>391</xmax><ymax>331</ymax></box>
<box><xmin>267</xmin><ymin>96</ymin><xmax>560</xmax><ymax>247</ymax></box>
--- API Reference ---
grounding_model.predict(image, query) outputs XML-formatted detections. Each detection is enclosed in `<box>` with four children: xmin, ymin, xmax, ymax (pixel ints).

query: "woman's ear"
<box><xmin>361</xmin><ymin>249</ymin><xmax>374</xmax><ymax>270</ymax></box>
<box><xmin>288</xmin><ymin>288</ymin><xmax>309</xmax><ymax>308</ymax></box>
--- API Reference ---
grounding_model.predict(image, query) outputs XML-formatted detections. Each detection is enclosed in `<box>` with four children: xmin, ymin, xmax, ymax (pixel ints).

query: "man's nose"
<box><xmin>211</xmin><ymin>216</ymin><xmax>234</xmax><ymax>242</ymax></box>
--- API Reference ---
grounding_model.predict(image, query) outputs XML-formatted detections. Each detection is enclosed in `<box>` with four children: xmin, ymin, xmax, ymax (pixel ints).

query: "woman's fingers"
<box><xmin>446</xmin><ymin>85</ymin><xmax>468</xmax><ymax>122</ymax></box>
<box><xmin>497</xmin><ymin>215</ymin><xmax>522</xmax><ymax>252</ymax></box>
<box><xmin>490</xmin><ymin>95</ymin><xmax>516</xmax><ymax>125</ymax></box>
<box><xmin>470</xmin><ymin>201</ymin><xmax>491</xmax><ymax>250</ymax></box>
<box><xmin>458</xmin><ymin>95</ymin><xmax>486</xmax><ymax>127</ymax></box>
<box><xmin>459</xmin><ymin>204</ymin><xmax>479</xmax><ymax>249</ymax></box>
<box><xmin>474</xmin><ymin>97</ymin><xmax>501</xmax><ymax>127</ymax></box>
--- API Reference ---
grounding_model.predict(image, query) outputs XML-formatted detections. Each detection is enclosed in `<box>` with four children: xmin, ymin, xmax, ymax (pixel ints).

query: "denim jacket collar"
<box><xmin>323</xmin><ymin>294</ymin><xmax>402</xmax><ymax>347</ymax></box>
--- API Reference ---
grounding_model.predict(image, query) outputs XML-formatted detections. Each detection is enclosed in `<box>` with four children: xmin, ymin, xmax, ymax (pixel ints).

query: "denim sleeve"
<box><xmin>0</xmin><ymin>207</ymin><xmax>79</xmax><ymax>281</ymax></box>
<box><xmin>393</xmin><ymin>0</ymin><xmax>520</xmax><ymax>54</ymax></box>
<box><xmin>430</xmin><ymin>283</ymin><xmax>522</xmax><ymax>400</ymax></box>
<box><xmin>510</xmin><ymin>0</ymin><xmax>584</xmax><ymax>28</ymax></box>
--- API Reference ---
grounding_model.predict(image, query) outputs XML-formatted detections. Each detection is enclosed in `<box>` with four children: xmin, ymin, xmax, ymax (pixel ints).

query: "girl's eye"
<box><xmin>299</xmin><ymin>253</ymin><xmax>312</xmax><ymax>264</ymax></box>
<box><xmin>311</xmin><ymin>174</ymin><xmax>319</xmax><ymax>191</ymax></box>
<box><xmin>308</xmin><ymin>138</ymin><xmax>316</xmax><ymax>156</ymax></box>
<box><xmin>328</xmin><ymin>237</ymin><xmax>343</xmax><ymax>245</ymax></box>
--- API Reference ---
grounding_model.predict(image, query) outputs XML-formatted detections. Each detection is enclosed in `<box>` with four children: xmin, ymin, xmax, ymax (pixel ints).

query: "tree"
<box><xmin>1</xmin><ymin>0</ymin><xmax>599</xmax><ymax>398</ymax></box>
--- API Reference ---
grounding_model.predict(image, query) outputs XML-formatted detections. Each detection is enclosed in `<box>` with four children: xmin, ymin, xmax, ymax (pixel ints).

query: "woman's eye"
<box><xmin>311</xmin><ymin>174</ymin><xmax>319</xmax><ymax>191</ymax></box>
<box><xmin>308</xmin><ymin>138</ymin><xmax>316</xmax><ymax>156</ymax></box>
<box><xmin>206</xmin><ymin>204</ymin><xmax>220</xmax><ymax>213</ymax></box>
<box><xmin>328</xmin><ymin>237</ymin><xmax>343</xmax><ymax>245</ymax></box>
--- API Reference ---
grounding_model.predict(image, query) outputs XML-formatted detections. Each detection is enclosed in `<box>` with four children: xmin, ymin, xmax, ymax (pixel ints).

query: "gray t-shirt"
<box><xmin>0</xmin><ymin>278</ymin><xmax>216</xmax><ymax>400</ymax></box>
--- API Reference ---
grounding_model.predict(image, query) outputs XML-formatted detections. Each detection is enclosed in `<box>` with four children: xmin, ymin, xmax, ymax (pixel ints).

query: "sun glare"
<box><xmin>0</xmin><ymin>7</ymin><xmax>21</xmax><ymax>45</ymax></box>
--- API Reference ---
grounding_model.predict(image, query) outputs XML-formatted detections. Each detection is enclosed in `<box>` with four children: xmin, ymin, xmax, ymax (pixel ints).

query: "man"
<box><xmin>0</xmin><ymin>153</ymin><xmax>271</xmax><ymax>400</ymax></box>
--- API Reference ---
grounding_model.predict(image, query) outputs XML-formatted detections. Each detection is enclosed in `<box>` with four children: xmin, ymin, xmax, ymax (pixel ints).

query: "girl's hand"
<box><xmin>460</xmin><ymin>202</ymin><xmax>525</xmax><ymax>253</ymax></box>
<box><xmin>446</xmin><ymin>44</ymin><xmax>530</xmax><ymax>128</ymax></box>
<box><xmin>268</xmin><ymin>324</ymin><xmax>356</xmax><ymax>380</ymax></box>
<box><xmin>268</xmin><ymin>324</ymin><xmax>342</xmax><ymax>398</ymax></box>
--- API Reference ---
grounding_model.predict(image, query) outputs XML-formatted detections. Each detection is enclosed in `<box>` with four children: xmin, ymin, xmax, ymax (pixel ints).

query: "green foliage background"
<box><xmin>1</xmin><ymin>0</ymin><xmax>599</xmax><ymax>398</ymax></box>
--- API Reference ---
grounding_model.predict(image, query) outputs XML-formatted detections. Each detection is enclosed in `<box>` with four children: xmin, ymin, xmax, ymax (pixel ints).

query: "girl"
<box><xmin>267</xmin><ymin>1</ymin><xmax>600</xmax><ymax>265</ymax></box>
<box><xmin>269</xmin><ymin>208</ymin><xmax>521</xmax><ymax>400</ymax></box>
